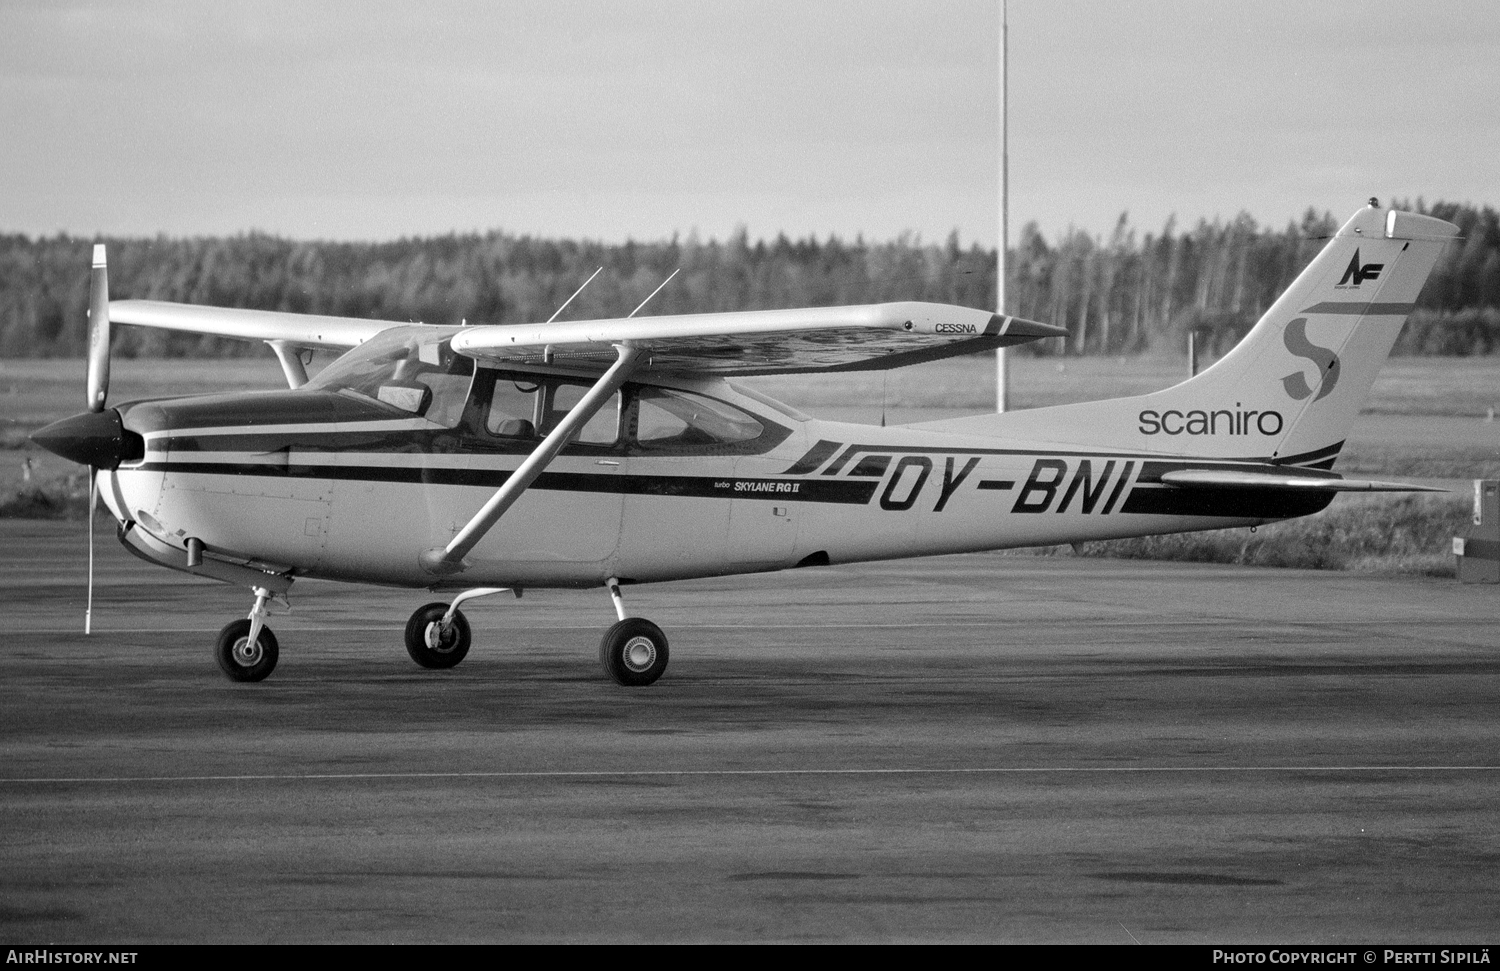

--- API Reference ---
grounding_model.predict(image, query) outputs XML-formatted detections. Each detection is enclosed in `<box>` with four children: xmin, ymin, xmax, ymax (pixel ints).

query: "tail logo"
<box><xmin>1336</xmin><ymin>250</ymin><xmax>1384</xmax><ymax>288</ymax></box>
<box><xmin>1281</xmin><ymin>317</ymin><xmax>1340</xmax><ymax>402</ymax></box>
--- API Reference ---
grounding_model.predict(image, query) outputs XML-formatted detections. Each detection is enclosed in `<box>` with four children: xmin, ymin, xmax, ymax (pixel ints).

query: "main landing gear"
<box><xmin>212</xmin><ymin>579</ymin><xmax>671</xmax><ymax>686</ymax></box>
<box><xmin>402</xmin><ymin>587</ymin><xmax>513</xmax><ymax>669</ymax></box>
<box><xmin>404</xmin><ymin>602</ymin><xmax>471</xmax><ymax>668</ymax></box>
<box><xmin>397</xmin><ymin>578</ymin><xmax>669</xmax><ymax>686</ymax></box>
<box><xmin>395</xmin><ymin>578</ymin><xmax>670</xmax><ymax>686</ymax></box>
<box><xmin>598</xmin><ymin>578</ymin><xmax>669</xmax><ymax>687</ymax></box>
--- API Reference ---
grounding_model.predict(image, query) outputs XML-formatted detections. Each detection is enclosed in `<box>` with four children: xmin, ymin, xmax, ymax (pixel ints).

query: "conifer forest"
<box><xmin>2</xmin><ymin>201</ymin><xmax>1496</xmax><ymax>359</ymax></box>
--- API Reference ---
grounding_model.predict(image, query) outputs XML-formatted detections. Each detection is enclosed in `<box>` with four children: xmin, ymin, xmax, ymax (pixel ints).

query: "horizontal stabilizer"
<box><xmin>1160</xmin><ymin>470</ymin><xmax>1446</xmax><ymax>493</ymax></box>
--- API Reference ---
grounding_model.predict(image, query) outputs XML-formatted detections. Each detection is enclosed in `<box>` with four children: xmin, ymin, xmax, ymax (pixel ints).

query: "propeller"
<box><xmin>33</xmin><ymin>246</ymin><xmax>127</xmax><ymax>467</ymax></box>
<box><xmin>33</xmin><ymin>244</ymin><xmax>116</xmax><ymax>633</ymax></box>
<box><xmin>28</xmin><ymin>245</ymin><xmax>121</xmax><ymax>632</ymax></box>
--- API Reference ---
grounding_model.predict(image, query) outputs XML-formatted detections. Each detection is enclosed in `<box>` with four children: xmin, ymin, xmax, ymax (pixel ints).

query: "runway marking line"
<box><xmin>3</xmin><ymin>765</ymin><xmax>1498</xmax><ymax>786</ymax></box>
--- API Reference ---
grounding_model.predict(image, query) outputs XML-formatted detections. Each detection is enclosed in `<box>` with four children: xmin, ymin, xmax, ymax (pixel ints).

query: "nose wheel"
<box><xmin>215</xmin><ymin>619</ymin><xmax>279</xmax><ymax>682</ymax></box>
<box><xmin>214</xmin><ymin>585</ymin><xmax>283</xmax><ymax>682</ymax></box>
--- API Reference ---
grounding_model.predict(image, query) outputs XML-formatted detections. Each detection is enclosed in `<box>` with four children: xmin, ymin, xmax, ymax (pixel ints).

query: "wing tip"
<box><xmin>990</xmin><ymin>313</ymin><xmax>1068</xmax><ymax>341</ymax></box>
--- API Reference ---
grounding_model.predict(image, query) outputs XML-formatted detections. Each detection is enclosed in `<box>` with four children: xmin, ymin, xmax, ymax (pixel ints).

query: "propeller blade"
<box><xmin>86</xmin><ymin>244</ymin><xmax>110</xmax><ymax>413</ymax></box>
<box><xmin>86</xmin><ymin>472</ymin><xmax>97</xmax><ymax>635</ymax></box>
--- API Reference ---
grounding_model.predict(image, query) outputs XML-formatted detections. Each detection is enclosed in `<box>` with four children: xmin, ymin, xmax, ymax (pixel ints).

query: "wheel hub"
<box><xmin>232</xmin><ymin>637</ymin><xmax>263</xmax><ymax>667</ymax></box>
<box><xmin>424</xmin><ymin>622</ymin><xmax>455</xmax><ymax>652</ymax></box>
<box><xmin>622</xmin><ymin>636</ymin><xmax>656</xmax><ymax>672</ymax></box>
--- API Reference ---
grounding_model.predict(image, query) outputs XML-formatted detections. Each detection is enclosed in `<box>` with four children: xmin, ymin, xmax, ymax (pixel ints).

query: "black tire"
<box><xmin>215</xmin><ymin>619</ymin><xmax>279</xmax><ymax>683</ymax></box>
<box><xmin>599</xmin><ymin>618</ymin><xmax>669</xmax><ymax>687</ymax></box>
<box><xmin>404</xmin><ymin>602</ymin><xmax>471</xmax><ymax>669</ymax></box>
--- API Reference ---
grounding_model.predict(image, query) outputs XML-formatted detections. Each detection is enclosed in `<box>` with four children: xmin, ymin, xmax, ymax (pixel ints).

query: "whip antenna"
<box><xmin>546</xmin><ymin>266</ymin><xmax>604</xmax><ymax>323</ymax></box>
<box><xmin>628</xmin><ymin>268</ymin><xmax>680</xmax><ymax>318</ymax></box>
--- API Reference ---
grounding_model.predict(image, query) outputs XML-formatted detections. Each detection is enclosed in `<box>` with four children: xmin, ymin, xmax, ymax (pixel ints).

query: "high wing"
<box><xmin>111</xmin><ymin>299</ymin><xmax>1064</xmax><ymax>374</ymax></box>
<box><xmin>449</xmin><ymin>302</ymin><xmax>1065</xmax><ymax>374</ymax></box>
<box><xmin>112</xmin><ymin>300</ymin><xmax>395</xmax><ymax>348</ymax></box>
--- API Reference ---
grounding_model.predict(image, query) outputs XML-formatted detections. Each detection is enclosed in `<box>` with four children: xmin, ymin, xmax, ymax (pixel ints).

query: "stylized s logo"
<box><xmin>1280</xmin><ymin>317</ymin><xmax>1340</xmax><ymax>402</ymax></box>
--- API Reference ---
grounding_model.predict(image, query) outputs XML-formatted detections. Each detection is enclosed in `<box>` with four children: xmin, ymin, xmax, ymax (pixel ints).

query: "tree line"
<box><xmin>1</xmin><ymin>201</ymin><xmax>1496</xmax><ymax>359</ymax></box>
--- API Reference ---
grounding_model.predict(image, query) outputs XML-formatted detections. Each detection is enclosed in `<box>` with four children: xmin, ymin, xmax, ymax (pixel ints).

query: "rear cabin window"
<box><xmin>627</xmin><ymin>387</ymin><xmax>764</xmax><ymax>451</ymax></box>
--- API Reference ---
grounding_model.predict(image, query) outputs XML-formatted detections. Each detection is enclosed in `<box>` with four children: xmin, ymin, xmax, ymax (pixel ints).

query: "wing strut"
<box><xmin>266</xmin><ymin>340</ymin><xmax>309</xmax><ymax>388</ymax></box>
<box><xmin>419</xmin><ymin>344</ymin><xmax>642</xmax><ymax>576</ymax></box>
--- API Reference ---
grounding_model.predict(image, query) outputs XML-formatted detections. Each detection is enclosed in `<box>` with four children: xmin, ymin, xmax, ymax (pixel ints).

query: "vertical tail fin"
<box><xmin>933</xmin><ymin>203</ymin><xmax>1458</xmax><ymax>463</ymax></box>
<box><xmin>1170</xmin><ymin>204</ymin><xmax>1458</xmax><ymax>462</ymax></box>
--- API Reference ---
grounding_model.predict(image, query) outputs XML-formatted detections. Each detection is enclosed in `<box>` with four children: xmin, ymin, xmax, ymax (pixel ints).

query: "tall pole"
<box><xmin>995</xmin><ymin>0</ymin><xmax>1009</xmax><ymax>413</ymax></box>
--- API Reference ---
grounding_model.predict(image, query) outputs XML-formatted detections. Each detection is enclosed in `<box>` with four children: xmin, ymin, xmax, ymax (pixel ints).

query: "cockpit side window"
<box><xmin>547</xmin><ymin>382</ymin><xmax>620</xmax><ymax>446</ymax></box>
<box><xmin>410</xmin><ymin>356</ymin><xmax>474</xmax><ymax>429</ymax></box>
<box><xmin>304</xmin><ymin>327</ymin><xmax>473</xmax><ymax>429</ymax></box>
<box><xmin>485</xmin><ymin>375</ymin><xmax>541</xmax><ymax>439</ymax></box>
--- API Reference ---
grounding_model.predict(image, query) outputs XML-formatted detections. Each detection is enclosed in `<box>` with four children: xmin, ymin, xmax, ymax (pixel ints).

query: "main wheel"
<box><xmin>215</xmin><ymin>619</ymin><xmax>279</xmax><ymax>682</ymax></box>
<box><xmin>404</xmin><ymin>602</ymin><xmax>472</xmax><ymax>669</ymax></box>
<box><xmin>599</xmin><ymin>618</ymin><xmax>669</xmax><ymax>687</ymax></box>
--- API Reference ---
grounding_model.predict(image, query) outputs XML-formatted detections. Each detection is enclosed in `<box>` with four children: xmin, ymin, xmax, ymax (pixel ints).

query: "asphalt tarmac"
<box><xmin>1</xmin><ymin>519</ymin><xmax>1496</xmax><ymax>943</ymax></box>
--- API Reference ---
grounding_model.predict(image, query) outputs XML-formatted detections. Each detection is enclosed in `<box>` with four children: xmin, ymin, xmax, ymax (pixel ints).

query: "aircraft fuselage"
<box><xmin>99</xmin><ymin>369</ymin><xmax>1329</xmax><ymax>592</ymax></box>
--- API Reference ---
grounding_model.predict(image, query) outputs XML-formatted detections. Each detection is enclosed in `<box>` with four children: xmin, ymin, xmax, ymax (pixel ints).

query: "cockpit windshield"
<box><xmin>304</xmin><ymin>326</ymin><xmax>474</xmax><ymax>427</ymax></box>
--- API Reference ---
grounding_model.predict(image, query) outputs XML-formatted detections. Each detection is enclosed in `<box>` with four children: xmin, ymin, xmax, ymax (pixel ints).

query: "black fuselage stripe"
<box><xmin>780</xmin><ymin>439</ymin><xmax>843</xmax><ymax>475</ymax></box>
<box><xmin>810</xmin><ymin>441</ymin><xmax>1344</xmax><ymax>467</ymax></box>
<box><xmin>154</xmin><ymin>433</ymin><xmax>1345</xmax><ymax>471</ymax></box>
<box><xmin>134</xmin><ymin>462</ymin><xmax>879</xmax><ymax>504</ymax></box>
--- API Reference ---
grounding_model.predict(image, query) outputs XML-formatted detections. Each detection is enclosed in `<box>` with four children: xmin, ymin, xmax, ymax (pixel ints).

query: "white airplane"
<box><xmin>33</xmin><ymin>202</ymin><xmax>1456</xmax><ymax>685</ymax></box>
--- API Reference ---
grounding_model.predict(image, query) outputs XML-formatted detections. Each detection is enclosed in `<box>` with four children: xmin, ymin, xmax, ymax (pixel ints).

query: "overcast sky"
<box><xmin>3</xmin><ymin>0</ymin><xmax>1496</xmax><ymax>245</ymax></box>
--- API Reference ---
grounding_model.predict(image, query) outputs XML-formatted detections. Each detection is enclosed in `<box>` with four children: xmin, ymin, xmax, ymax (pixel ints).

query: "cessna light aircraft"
<box><xmin>33</xmin><ymin>202</ymin><xmax>1456</xmax><ymax>685</ymax></box>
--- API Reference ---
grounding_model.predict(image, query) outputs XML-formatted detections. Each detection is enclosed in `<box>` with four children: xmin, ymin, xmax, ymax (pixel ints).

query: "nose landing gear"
<box><xmin>214</xmin><ymin>586</ymin><xmax>282</xmax><ymax>682</ymax></box>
